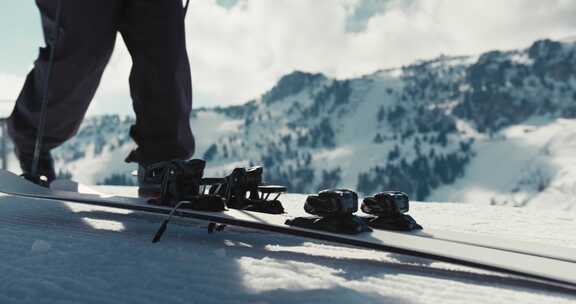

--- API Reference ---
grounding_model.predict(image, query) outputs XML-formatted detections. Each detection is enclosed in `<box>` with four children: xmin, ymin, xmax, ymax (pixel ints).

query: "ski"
<box><xmin>63</xmin><ymin>181</ymin><xmax>576</xmax><ymax>264</ymax></box>
<box><xmin>1</xmin><ymin>169</ymin><xmax>576</xmax><ymax>292</ymax></box>
<box><xmin>83</xmin><ymin>187</ymin><xmax>576</xmax><ymax>265</ymax></box>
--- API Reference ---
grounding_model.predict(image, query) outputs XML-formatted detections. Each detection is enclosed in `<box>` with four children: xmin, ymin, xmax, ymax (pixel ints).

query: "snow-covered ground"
<box><xmin>0</xmin><ymin>191</ymin><xmax>574</xmax><ymax>304</ymax></box>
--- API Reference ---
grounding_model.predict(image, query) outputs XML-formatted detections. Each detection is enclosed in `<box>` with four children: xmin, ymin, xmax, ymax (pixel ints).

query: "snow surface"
<box><xmin>0</xmin><ymin>191</ymin><xmax>575</xmax><ymax>303</ymax></box>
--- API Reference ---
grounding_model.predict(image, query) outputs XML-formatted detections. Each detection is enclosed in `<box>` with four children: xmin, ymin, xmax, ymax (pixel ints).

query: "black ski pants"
<box><xmin>8</xmin><ymin>0</ymin><xmax>195</xmax><ymax>165</ymax></box>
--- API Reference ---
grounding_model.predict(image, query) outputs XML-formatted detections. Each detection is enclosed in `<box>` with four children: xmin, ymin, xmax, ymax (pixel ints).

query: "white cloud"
<box><xmin>89</xmin><ymin>38</ymin><xmax>134</xmax><ymax>116</ymax></box>
<box><xmin>0</xmin><ymin>73</ymin><xmax>22</xmax><ymax>116</ymax></box>
<box><xmin>92</xmin><ymin>0</ymin><xmax>576</xmax><ymax>113</ymax></box>
<box><xmin>0</xmin><ymin>73</ymin><xmax>23</xmax><ymax>101</ymax></box>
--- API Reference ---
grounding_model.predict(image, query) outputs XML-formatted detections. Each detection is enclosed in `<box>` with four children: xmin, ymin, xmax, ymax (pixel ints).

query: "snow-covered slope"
<box><xmin>3</xmin><ymin>39</ymin><xmax>576</xmax><ymax>209</ymax></box>
<box><xmin>0</xmin><ymin>192</ymin><xmax>574</xmax><ymax>303</ymax></box>
<box><xmin>429</xmin><ymin>118</ymin><xmax>576</xmax><ymax>211</ymax></box>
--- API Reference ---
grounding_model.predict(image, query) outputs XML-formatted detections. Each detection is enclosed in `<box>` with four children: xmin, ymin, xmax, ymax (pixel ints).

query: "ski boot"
<box><xmin>16</xmin><ymin>148</ymin><xmax>56</xmax><ymax>187</ymax></box>
<box><xmin>360</xmin><ymin>191</ymin><xmax>422</xmax><ymax>231</ymax></box>
<box><xmin>285</xmin><ymin>189</ymin><xmax>371</xmax><ymax>235</ymax></box>
<box><xmin>209</xmin><ymin>166</ymin><xmax>286</xmax><ymax>214</ymax></box>
<box><xmin>148</xmin><ymin>160</ymin><xmax>229</xmax><ymax>243</ymax></box>
<box><xmin>142</xmin><ymin>159</ymin><xmax>226</xmax><ymax>212</ymax></box>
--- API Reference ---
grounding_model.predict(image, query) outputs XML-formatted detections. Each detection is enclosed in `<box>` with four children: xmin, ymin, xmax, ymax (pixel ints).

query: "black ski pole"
<box><xmin>184</xmin><ymin>0</ymin><xmax>190</xmax><ymax>17</ymax></box>
<box><xmin>31</xmin><ymin>0</ymin><xmax>63</xmax><ymax>181</ymax></box>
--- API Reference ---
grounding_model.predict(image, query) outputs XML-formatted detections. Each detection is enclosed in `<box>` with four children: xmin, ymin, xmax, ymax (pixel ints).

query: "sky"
<box><xmin>1</xmin><ymin>0</ymin><xmax>576</xmax><ymax>116</ymax></box>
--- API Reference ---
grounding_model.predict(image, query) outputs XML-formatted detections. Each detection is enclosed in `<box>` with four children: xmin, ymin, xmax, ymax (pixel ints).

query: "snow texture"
<box><xmin>0</xmin><ymin>192</ymin><xmax>574</xmax><ymax>304</ymax></box>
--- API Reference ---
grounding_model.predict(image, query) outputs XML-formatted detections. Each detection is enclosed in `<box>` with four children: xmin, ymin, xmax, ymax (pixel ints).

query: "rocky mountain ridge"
<box><xmin>4</xmin><ymin>39</ymin><xmax>575</xmax><ymax>207</ymax></box>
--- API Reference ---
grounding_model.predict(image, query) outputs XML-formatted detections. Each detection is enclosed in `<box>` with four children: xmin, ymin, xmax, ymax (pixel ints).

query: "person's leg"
<box><xmin>120</xmin><ymin>0</ymin><xmax>195</xmax><ymax>166</ymax></box>
<box><xmin>7</xmin><ymin>0</ymin><xmax>122</xmax><ymax>178</ymax></box>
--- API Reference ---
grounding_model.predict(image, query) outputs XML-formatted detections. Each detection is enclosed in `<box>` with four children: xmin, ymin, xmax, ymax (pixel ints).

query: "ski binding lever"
<box><xmin>285</xmin><ymin>189</ymin><xmax>371</xmax><ymax>235</ymax></box>
<box><xmin>361</xmin><ymin>191</ymin><xmax>422</xmax><ymax>231</ymax></box>
<box><xmin>150</xmin><ymin>160</ymin><xmax>227</xmax><ymax>243</ymax></box>
<box><xmin>210</xmin><ymin>166</ymin><xmax>286</xmax><ymax>214</ymax></box>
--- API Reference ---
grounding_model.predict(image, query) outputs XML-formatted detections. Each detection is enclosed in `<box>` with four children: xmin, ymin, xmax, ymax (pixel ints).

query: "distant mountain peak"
<box><xmin>263</xmin><ymin>71</ymin><xmax>328</xmax><ymax>104</ymax></box>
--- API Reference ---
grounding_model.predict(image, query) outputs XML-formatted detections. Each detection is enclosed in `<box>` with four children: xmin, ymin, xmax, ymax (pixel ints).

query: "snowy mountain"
<box><xmin>3</xmin><ymin>39</ymin><xmax>576</xmax><ymax>209</ymax></box>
